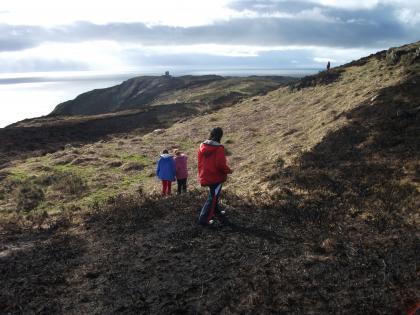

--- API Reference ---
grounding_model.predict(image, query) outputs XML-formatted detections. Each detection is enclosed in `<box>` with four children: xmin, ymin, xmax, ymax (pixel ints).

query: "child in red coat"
<box><xmin>197</xmin><ymin>127</ymin><xmax>232</xmax><ymax>225</ymax></box>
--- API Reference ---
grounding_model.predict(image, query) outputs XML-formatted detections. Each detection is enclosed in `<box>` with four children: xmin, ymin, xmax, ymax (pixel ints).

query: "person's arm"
<box><xmin>216</xmin><ymin>147</ymin><xmax>232</xmax><ymax>174</ymax></box>
<box><xmin>175</xmin><ymin>158</ymin><xmax>180</xmax><ymax>174</ymax></box>
<box><xmin>172</xmin><ymin>158</ymin><xmax>176</xmax><ymax>180</ymax></box>
<box><xmin>185</xmin><ymin>156</ymin><xmax>188</xmax><ymax>174</ymax></box>
<box><xmin>197</xmin><ymin>149</ymin><xmax>202</xmax><ymax>175</ymax></box>
<box><xmin>156</xmin><ymin>159</ymin><xmax>161</xmax><ymax>177</ymax></box>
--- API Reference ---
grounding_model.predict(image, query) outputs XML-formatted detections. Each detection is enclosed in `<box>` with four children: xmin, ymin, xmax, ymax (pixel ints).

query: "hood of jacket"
<box><xmin>199</xmin><ymin>140</ymin><xmax>223</xmax><ymax>157</ymax></box>
<box><xmin>175</xmin><ymin>154</ymin><xmax>187</xmax><ymax>160</ymax></box>
<box><xmin>160</xmin><ymin>153</ymin><xmax>173</xmax><ymax>159</ymax></box>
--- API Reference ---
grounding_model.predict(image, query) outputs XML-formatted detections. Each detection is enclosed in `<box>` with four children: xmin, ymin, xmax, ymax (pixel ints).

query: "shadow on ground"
<box><xmin>0</xmin><ymin>218</ymin><xmax>86</xmax><ymax>314</ymax></box>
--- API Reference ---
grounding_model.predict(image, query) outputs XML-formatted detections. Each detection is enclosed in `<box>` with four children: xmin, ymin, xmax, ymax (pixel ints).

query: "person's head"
<box><xmin>162</xmin><ymin>149</ymin><xmax>169</xmax><ymax>154</ymax></box>
<box><xmin>173</xmin><ymin>149</ymin><xmax>181</xmax><ymax>156</ymax></box>
<box><xmin>209</xmin><ymin>127</ymin><xmax>223</xmax><ymax>143</ymax></box>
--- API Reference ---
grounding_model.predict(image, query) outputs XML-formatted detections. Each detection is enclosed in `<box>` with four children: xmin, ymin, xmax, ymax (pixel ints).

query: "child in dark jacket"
<box><xmin>174</xmin><ymin>149</ymin><xmax>188</xmax><ymax>194</ymax></box>
<box><xmin>197</xmin><ymin>127</ymin><xmax>232</xmax><ymax>225</ymax></box>
<box><xmin>156</xmin><ymin>149</ymin><xmax>176</xmax><ymax>195</ymax></box>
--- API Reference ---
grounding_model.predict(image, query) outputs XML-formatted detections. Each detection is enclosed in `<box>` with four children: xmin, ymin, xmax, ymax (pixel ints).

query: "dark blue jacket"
<box><xmin>156</xmin><ymin>154</ymin><xmax>176</xmax><ymax>181</ymax></box>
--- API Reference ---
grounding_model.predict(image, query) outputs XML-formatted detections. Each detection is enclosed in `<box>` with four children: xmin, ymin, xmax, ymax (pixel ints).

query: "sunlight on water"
<box><xmin>0</xmin><ymin>79</ymin><xmax>124</xmax><ymax>127</ymax></box>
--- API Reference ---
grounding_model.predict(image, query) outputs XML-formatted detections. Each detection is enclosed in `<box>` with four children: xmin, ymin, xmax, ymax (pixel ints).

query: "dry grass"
<box><xmin>137</xmin><ymin>56</ymin><xmax>407</xmax><ymax>194</ymax></box>
<box><xmin>0</xmin><ymin>45</ymin><xmax>415</xmax><ymax>211</ymax></box>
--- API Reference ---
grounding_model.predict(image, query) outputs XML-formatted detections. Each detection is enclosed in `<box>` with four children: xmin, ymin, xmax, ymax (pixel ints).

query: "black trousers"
<box><xmin>177</xmin><ymin>178</ymin><xmax>187</xmax><ymax>194</ymax></box>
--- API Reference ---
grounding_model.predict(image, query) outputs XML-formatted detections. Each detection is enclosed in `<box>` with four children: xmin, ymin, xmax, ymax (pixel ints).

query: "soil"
<box><xmin>0</xmin><ymin>189</ymin><xmax>418</xmax><ymax>315</ymax></box>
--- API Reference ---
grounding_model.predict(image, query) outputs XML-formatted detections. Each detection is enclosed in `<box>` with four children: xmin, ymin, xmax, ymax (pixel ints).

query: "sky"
<box><xmin>1</xmin><ymin>0</ymin><xmax>420</xmax><ymax>127</ymax></box>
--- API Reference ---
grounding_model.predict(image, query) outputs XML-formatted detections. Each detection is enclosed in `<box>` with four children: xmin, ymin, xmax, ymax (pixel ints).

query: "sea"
<box><xmin>0</xmin><ymin>68</ymin><xmax>321</xmax><ymax>128</ymax></box>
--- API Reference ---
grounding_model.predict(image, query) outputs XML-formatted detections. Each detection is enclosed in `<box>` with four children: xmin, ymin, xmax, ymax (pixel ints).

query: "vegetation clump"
<box><xmin>289</xmin><ymin>69</ymin><xmax>344</xmax><ymax>91</ymax></box>
<box><xmin>121</xmin><ymin>161</ymin><xmax>144</xmax><ymax>171</ymax></box>
<box><xmin>15</xmin><ymin>180</ymin><xmax>45</xmax><ymax>212</ymax></box>
<box><xmin>49</xmin><ymin>171</ymin><xmax>86</xmax><ymax>195</ymax></box>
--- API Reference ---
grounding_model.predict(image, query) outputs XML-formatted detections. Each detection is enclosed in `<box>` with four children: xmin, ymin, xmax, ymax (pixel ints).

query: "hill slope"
<box><xmin>0</xmin><ymin>42</ymin><xmax>419</xmax><ymax>314</ymax></box>
<box><xmin>50</xmin><ymin>75</ymin><xmax>291</xmax><ymax>116</ymax></box>
<box><xmin>0</xmin><ymin>76</ymin><xmax>293</xmax><ymax>169</ymax></box>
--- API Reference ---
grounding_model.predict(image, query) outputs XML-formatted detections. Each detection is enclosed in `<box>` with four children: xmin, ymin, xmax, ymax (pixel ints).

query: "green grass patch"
<box><xmin>7</xmin><ymin>168</ymin><xmax>30</xmax><ymax>182</ymax></box>
<box><xmin>120</xmin><ymin>153</ymin><xmax>149</xmax><ymax>164</ymax></box>
<box><xmin>81</xmin><ymin>189</ymin><xmax>118</xmax><ymax>206</ymax></box>
<box><xmin>52</xmin><ymin>164</ymin><xmax>98</xmax><ymax>179</ymax></box>
<box><xmin>120</xmin><ymin>173</ymin><xmax>148</xmax><ymax>187</ymax></box>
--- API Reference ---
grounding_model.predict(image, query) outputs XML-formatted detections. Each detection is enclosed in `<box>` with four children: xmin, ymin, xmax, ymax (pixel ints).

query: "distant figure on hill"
<box><xmin>197</xmin><ymin>127</ymin><xmax>233</xmax><ymax>226</ymax></box>
<box><xmin>156</xmin><ymin>149</ymin><xmax>176</xmax><ymax>195</ymax></box>
<box><xmin>326</xmin><ymin>61</ymin><xmax>331</xmax><ymax>71</ymax></box>
<box><xmin>173</xmin><ymin>149</ymin><xmax>188</xmax><ymax>194</ymax></box>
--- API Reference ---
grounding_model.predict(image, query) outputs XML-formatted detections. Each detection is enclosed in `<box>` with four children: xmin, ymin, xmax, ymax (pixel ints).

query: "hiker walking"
<box><xmin>156</xmin><ymin>149</ymin><xmax>176</xmax><ymax>195</ymax></box>
<box><xmin>197</xmin><ymin>127</ymin><xmax>232</xmax><ymax>225</ymax></box>
<box><xmin>326</xmin><ymin>61</ymin><xmax>331</xmax><ymax>71</ymax></box>
<box><xmin>174</xmin><ymin>149</ymin><xmax>188</xmax><ymax>194</ymax></box>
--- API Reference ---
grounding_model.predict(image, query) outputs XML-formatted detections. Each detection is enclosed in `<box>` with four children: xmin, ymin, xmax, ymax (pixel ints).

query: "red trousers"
<box><xmin>162</xmin><ymin>180</ymin><xmax>172</xmax><ymax>195</ymax></box>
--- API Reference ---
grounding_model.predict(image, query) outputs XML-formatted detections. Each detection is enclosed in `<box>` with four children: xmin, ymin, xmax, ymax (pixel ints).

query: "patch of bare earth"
<box><xmin>0</xmin><ymin>186</ymin><xmax>417</xmax><ymax>314</ymax></box>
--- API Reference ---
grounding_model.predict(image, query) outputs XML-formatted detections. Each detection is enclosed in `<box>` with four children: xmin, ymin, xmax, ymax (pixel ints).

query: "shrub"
<box><xmin>107</xmin><ymin>160</ymin><xmax>123</xmax><ymax>168</ymax></box>
<box><xmin>52</xmin><ymin>172</ymin><xmax>86</xmax><ymax>195</ymax></box>
<box><xmin>16</xmin><ymin>182</ymin><xmax>45</xmax><ymax>212</ymax></box>
<box><xmin>37</xmin><ymin>170</ymin><xmax>86</xmax><ymax>195</ymax></box>
<box><xmin>121</xmin><ymin>162</ymin><xmax>144</xmax><ymax>171</ymax></box>
<box><xmin>275</xmin><ymin>157</ymin><xmax>285</xmax><ymax>169</ymax></box>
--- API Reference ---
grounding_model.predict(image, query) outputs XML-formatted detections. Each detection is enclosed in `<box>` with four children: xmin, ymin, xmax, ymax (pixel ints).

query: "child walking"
<box><xmin>156</xmin><ymin>149</ymin><xmax>176</xmax><ymax>195</ymax></box>
<box><xmin>197</xmin><ymin>127</ymin><xmax>232</xmax><ymax>225</ymax></box>
<box><xmin>174</xmin><ymin>149</ymin><xmax>188</xmax><ymax>194</ymax></box>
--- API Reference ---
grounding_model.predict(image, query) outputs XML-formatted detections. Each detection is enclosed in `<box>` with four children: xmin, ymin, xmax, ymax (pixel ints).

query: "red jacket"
<box><xmin>198</xmin><ymin>140</ymin><xmax>232</xmax><ymax>186</ymax></box>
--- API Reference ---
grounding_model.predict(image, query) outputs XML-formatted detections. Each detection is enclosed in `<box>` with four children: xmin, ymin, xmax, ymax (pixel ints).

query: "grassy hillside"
<box><xmin>50</xmin><ymin>75</ymin><xmax>291</xmax><ymax>116</ymax></box>
<box><xmin>0</xmin><ymin>42</ymin><xmax>419</xmax><ymax>314</ymax></box>
<box><xmin>0</xmin><ymin>76</ymin><xmax>292</xmax><ymax>170</ymax></box>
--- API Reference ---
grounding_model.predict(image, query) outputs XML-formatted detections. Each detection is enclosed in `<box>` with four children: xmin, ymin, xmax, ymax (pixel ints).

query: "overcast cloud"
<box><xmin>0</xmin><ymin>0</ymin><xmax>419</xmax><ymax>73</ymax></box>
<box><xmin>1</xmin><ymin>2</ymin><xmax>419</xmax><ymax>52</ymax></box>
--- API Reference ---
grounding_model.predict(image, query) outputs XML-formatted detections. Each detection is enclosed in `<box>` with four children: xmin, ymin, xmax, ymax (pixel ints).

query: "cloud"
<box><xmin>0</xmin><ymin>57</ymin><xmax>88</xmax><ymax>73</ymax></box>
<box><xmin>0</xmin><ymin>24</ymin><xmax>43</xmax><ymax>51</ymax></box>
<box><xmin>0</xmin><ymin>41</ymin><xmax>126</xmax><ymax>74</ymax></box>
<box><xmin>120</xmin><ymin>44</ymin><xmax>376</xmax><ymax>70</ymax></box>
<box><xmin>0</xmin><ymin>5</ymin><xmax>417</xmax><ymax>55</ymax></box>
<box><xmin>229</xmin><ymin>0</ymin><xmax>374</xmax><ymax>13</ymax></box>
<box><xmin>0</xmin><ymin>0</ymin><xmax>419</xmax><ymax>74</ymax></box>
<box><xmin>0</xmin><ymin>0</ymin><xmax>236</xmax><ymax>27</ymax></box>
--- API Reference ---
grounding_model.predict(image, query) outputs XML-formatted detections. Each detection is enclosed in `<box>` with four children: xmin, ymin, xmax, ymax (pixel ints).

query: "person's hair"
<box><xmin>162</xmin><ymin>149</ymin><xmax>169</xmax><ymax>154</ymax></box>
<box><xmin>209</xmin><ymin>127</ymin><xmax>223</xmax><ymax>143</ymax></box>
<box><xmin>173</xmin><ymin>149</ymin><xmax>180</xmax><ymax>156</ymax></box>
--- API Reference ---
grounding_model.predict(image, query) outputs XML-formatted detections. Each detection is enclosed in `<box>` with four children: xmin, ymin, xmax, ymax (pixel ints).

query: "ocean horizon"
<box><xmin>0</xmin><ymin>67</ymin><xmax>321</xmax><ymax>128</ymax></box>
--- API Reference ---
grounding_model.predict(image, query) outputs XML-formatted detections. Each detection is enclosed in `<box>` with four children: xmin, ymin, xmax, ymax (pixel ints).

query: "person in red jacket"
<box><xmin>197</xmin><ymin>127</ymin><xmax>232</xmax><ymax>225</ymax></box>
